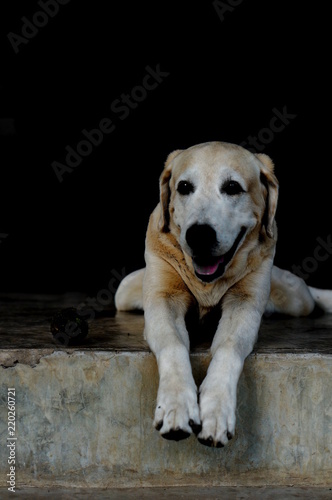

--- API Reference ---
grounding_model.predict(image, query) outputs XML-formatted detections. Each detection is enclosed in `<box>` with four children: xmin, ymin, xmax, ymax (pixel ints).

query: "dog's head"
<box><xmin>159</xmin><ymin>142</ymin><xmax>278</xmax><ymax>283</ymax></box>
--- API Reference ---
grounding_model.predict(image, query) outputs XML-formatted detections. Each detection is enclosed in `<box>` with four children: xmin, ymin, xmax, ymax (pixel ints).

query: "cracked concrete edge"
<box><xmin>0</xmin><ymin>349</ymin><xmax>58</xmax><ymax>368</ymax></box>
<box><xmin>0</xmin><ymin>348</ymin><xmax>331</xmax><ymax>369</ymax></box>
<box><xmin>0</xmin><ymin>349</ymin><xmax>154</xmax><ymax>368</ymax></box>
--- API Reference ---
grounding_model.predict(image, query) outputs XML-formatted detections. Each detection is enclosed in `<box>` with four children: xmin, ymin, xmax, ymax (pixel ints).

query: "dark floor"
<box><xmin>1</xmin><ymin>486</ymin><xmax>332</xmax><ymax>500</ymax></box>
<box><xmin>1</xmin><ymin>293</ymin><xmax>332</xmax><ymax>356</ymax></box>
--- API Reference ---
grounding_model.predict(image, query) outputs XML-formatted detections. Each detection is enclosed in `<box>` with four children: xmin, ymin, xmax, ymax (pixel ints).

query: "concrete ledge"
<box><xmin>1</xmin><ymin>295</ymin><xmax>332</xmax><ymax>489</ymax></box>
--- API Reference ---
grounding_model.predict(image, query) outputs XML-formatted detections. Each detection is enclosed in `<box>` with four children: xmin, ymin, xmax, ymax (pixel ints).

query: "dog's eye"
<box><xmin>222</xmin><ymin>180</ymin><xmax>244</xmax><ymax>196</ymax></box>
<box><xmin>177</xmin><ymin>180</ymin><xmax>194</xmax><ymax>195</ymax></box>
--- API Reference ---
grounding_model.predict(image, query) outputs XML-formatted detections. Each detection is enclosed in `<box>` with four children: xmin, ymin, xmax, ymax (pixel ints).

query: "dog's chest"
<box><xmin>185</xmin><ymin>303</ymin><xmax>222</xmax><ymax>347</ymax></box>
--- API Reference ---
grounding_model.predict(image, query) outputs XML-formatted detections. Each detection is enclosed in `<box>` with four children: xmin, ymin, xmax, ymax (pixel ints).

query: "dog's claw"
<box><xmin>155</xmin><ymin>420</ymin><xmax>163</xmax><ymax>431</ymax></box>
<box><xmin>227</xmin><ymin>431</ymin><xmax>233</xmax><ymax>441</ymax></box>
<box><xmin>198</xmin><ymin>435</ymin><xmax>224</xmax><ymax>448</ymax></box>
<box><xmin>189</xmin><ymin>419</ymin><xmax>202</xmax><ymax>435</ymax></box>
<box><xmin>161</xmin><ymin>428</ymin><xmax>191</xmax><ymax>441</ymax></box>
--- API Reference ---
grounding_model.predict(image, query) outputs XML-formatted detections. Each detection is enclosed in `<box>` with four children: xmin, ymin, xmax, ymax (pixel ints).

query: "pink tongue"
<box><xmin>194</xmin><ymin>256</ymin><xmax>224</xmax><ymax>275</ymax></box>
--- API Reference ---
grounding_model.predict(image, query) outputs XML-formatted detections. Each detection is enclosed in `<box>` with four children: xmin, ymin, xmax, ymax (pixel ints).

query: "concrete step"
<box><xmin>1</xmin><ymin>294</ymin><xmax>332</xmax><ymax>491</ymax></box>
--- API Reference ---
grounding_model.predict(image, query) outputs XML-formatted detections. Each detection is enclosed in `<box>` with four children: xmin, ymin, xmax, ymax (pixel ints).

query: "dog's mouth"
<box><xmin>192</xmin><ymin>227</ymin><xmax>246</xmax><ymax>283</ymax></box>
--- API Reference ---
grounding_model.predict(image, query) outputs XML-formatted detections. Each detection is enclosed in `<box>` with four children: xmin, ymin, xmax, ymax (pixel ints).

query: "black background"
<box><xmin>0</xmin><ymin>0</ymin><xmax>331</xmax><ymax>295</ymax></box>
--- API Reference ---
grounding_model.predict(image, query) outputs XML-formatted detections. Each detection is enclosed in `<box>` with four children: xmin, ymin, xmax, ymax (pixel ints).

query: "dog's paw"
<box><xmin>154</xmin><ymin>382</ymin><xmax>201</xmax><ymax>441</ymax></box>
<box><xmin>197</xmin><ymin>381</ymin><xmax>236</xmax><ymax>448</ymax></box>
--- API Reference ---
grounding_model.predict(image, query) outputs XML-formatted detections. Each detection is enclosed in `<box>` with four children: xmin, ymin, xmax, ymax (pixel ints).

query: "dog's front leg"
<box><xmin>198</xmin><ymin>262</ymin><xmax>273</xmax><ymax>447</ymax></box>
<box><xmin>198</xmin><ymin>305</ymin><xmax>261</xmax><ymax>447</ymax></box>
<box><xmin>143</xmin><ymin>260</ymin><xmax>201</xmax><ymax>441</ymax></box>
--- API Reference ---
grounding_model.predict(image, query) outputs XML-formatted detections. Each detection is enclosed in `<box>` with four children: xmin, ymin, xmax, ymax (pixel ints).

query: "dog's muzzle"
<box><xmin>186</xmin><ymin>224</ymin><xmax>246</xmax><ymax>283</ymax></box>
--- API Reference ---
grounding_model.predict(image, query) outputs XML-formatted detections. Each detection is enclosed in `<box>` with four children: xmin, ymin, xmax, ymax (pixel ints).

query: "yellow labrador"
<box><xmin>115</xmin><ymin>142</ymin><xmax>332</xmax><ymax>447</ymax></box>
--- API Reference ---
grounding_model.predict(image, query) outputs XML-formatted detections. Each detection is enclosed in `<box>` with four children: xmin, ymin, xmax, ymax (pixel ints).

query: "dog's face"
<box><xmin>159</xmin><ymin>142</ymin><xmax>278</xmax><ymax>283</ymax></box>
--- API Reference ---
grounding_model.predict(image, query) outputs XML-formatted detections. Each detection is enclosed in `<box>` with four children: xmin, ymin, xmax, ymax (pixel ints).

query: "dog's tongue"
<box><xmin>194</xmin><ymin>256</ymin><xmax>224</xmax><ymax>276</ymax></box>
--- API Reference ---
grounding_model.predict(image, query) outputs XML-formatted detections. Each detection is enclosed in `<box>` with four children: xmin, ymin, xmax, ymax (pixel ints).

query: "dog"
<box><xmin>115</xmin><ymin>141</ymin><xmax>332</xmax><ymax>447</ymax></box>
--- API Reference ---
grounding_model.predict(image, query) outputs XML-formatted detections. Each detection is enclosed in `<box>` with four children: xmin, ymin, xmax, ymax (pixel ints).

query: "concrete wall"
<box><xmin>1</xmin><ymin>350</ymin><xmax>332</xmax><ymax>489</ymax></box>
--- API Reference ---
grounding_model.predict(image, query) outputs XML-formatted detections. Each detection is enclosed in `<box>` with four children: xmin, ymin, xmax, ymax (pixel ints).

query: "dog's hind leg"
<box><xmin>266</xmin><ymin>265</ymin><xmax>332</xmax><ymax>317</ymax></box>
<box><xmin>115</xmin><ymin>268</ymin><xmax>145</xmax><ymax>311</ymax></box>
<box><xmin>308</xmin><ymin>286</ymin><xmax>332</xmax><ymax>314</ymax></box>
<box><xmin>266</xmin><ymin>266</ymin><xmax>315</xmax><ymax>317</ymax></box>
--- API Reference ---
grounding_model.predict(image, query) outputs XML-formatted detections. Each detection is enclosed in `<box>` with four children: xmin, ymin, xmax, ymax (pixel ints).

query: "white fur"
<box><xmin>115</xmin><ymin>142</ymin><xmax>332</xmax><ymax>447</ymax></box>
<box><xmin>115</xmin><ymin>269</ymin><xmax>144</xmax><ymax>311</ymax></box>
<box><xmin>173</xmin><ymin>161</ymin><xmax>257</xmax><ymax>257</ymax></box>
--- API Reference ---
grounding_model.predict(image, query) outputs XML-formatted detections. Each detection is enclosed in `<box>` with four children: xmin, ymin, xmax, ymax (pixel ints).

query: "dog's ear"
<box><xmin>256</xmin><ymin>153</ymin><xmax>279</xmax><ymax>238</ymax></box>
<box><xmin>159</xmin><ymin>149</ymin><xmax>183</xmax><ymax>232</ymax></box>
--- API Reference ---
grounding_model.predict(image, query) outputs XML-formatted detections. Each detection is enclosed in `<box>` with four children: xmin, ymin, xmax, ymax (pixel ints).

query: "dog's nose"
<box><xmin>185</xmin><ymin>224</ymin><xmax>217</xmax><ymax>255</ymax></box>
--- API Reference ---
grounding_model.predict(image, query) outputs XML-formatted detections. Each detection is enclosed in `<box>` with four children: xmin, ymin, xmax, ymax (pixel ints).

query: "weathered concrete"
<box><xmin>0</xmin><ymin>294</ymin><xmax>332</xmax><ymax>490</ymax></box>
<box><xmin>1</xmin><ymin>350</ymin><xmax>332</xmax><ymax>489</ymax></box>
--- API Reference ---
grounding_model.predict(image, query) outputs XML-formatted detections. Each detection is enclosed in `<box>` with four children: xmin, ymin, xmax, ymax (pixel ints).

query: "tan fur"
<box><xmin>146</xmin><ymin>142</ymin><xmax>277</xmax><ymax>310</ymax></box>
